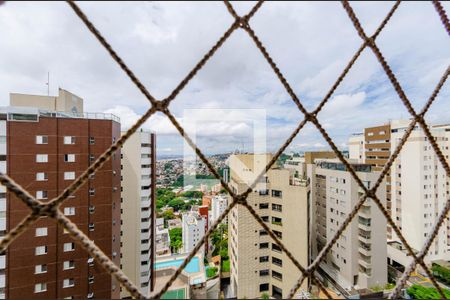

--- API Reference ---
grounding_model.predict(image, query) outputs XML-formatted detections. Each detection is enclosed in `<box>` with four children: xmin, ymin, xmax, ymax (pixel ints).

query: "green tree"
<box><xmin>261</xmin><ymin>292</ymin><xmax>270</xmax><ymax>300</ymax></box>
<box><xmin>167</xmin><ymin>198</ymin><xmax>186</xmax><ymax>211</ymax></box>
<box><xmin>161</xmin><ymin>210</ymin><xmax>175</xmax><ymax>220</ymax></box>
<box><xmin>169</xmin><ymin>228</ymin><xmax>182</xmax><ymax>253</ymax></box>
<box><xmin>206</xmin><ymin>267</ymin><xmax>218</xmax><ymax>278</ymax></box>
<box><xmin>407</xmin><ymin>284</ymin><xmax>450</xmax><ymax>299</ymax></box>
<box><xmin>181</xmin><ymin>191</ymin><xmax>203</xmax><ymax>198</ymax></box>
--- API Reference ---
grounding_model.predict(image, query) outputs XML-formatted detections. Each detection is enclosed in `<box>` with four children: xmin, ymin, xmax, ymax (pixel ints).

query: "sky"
<box><xmin>0</xmin><ymin>1</ymin><xmax>449</xmax><ymax>157</ymax></box>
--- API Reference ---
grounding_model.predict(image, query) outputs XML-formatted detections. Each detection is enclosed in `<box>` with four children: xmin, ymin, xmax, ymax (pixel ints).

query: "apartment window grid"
<box><xmin>0</xmin><ymin>1</ymin><xmax>447</xmax><ymax>299</ymax></box>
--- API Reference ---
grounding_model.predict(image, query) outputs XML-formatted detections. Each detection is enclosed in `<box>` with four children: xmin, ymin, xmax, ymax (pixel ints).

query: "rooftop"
<box><xmin>316</xmin><ymin>160</ymin><xmax>372</xmax><ymax>173</ymax></box>
<box><xmin>0</xmin><ymin>106</ymin><xmax>120</xmax><ymax>123</ymax></box>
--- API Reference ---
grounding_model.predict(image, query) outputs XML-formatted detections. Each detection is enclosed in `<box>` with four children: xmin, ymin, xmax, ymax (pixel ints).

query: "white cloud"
<box><xmin>0</xmin><ymin>2</ymin><xmax>448</xmax><ymax>154</ymax></box>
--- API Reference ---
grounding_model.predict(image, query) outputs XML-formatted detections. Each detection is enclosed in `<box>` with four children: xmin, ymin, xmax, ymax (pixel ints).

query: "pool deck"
<box><xmin>155</xmin><ymin>253</ymin><xmax>207</xmax><ymax>286</ymax></box>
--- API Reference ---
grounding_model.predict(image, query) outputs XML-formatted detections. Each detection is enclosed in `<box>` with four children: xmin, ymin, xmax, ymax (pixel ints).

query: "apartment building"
<box><xmin>120</xmin><ymin>130</ymin><xmax>156</xmax><ymax>297</ymax></box>
<box><xmin>348</xmin><ymin>134</ymin><xmax>365</xmax><ymax>163</ymax></box>
<box><xmin>155</xmin><ymin>219</ymin><xmax>170</xmax><ymax>256</ymax></box>
<box><xmin>349</xmin><ymin>119</ymin><xmax>450</xmax><ymax>264</ymax></box>
<box><xmin>2</xmin><ymin>90</ymin><xmax>121</xmax><ymax>299</ymax></box>
<box><xmin>210</xmin><ymin>194</ymin><xmax>228</xmax><ymax>225</ymax></box>
<box><xmin>181</xmin><ymin>211</ymin><xmax>206</xmax><ymax>255</ymax></box>
<box><xmin>228</xmin><ymin>154</ymin><xmax>309</xmax><ymax>299</ymax></box>
<box><xmin>308</xmin><ymin>157</ymin><xmax>387</xmax><ymax>290</ymax></box>
<box><xmin>388</xmin><ymin>120</ymin><xmax>450</xmax><ymax>264</ymax></box>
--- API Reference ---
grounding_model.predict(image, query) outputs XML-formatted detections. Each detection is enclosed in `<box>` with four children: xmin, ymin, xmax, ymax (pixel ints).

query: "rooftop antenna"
<box><xmin>46</xmin><ymin>72</ymin><xmax>50</xmax><ymax>96</ymax></box>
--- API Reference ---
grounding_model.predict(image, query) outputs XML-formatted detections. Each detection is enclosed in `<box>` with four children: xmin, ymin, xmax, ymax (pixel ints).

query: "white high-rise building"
<box><xmin>210</xmin><ymin>194</ymin><xmax>228</xmax><ymax>225</ymax></box>
<box><xmin>348</xmin><ymin>133</ymin><xmax>365</xmax><ymax>163</ymax></box>
<box><xmin>120</xmin><ymin>130</ymin><xmax>156</xmax><ymax>297</ymax></box>
<box><xmin>389</xmin><ymin>120</ymin><xmax>450</xmax><ymax>264</ymax></box>
<box><xmin>307</xmin><ymin>156</ymin><xmax>387</xmax><ymax>290</ymax></box>
<box><xmin>182</xmin><ymin>211</ymin><xmax>206</xmax><ymax>255</ymax></box>
<box><xmin>349</xmin><ymin>120</ymin><xmax>450</xmax><ymax>265</ymax></box>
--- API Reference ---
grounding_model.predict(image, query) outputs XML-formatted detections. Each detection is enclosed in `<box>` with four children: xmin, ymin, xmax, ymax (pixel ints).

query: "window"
<box><xmin>260</xmin><ymin>283</ymin><xmax>269</xmax><ymax>292</ymax></box>
<box><xmin>89</xmin><ymin>188</ymin><xmax>95</xmax><ymax>196</ymax></box>
<box><xmin>35</xmin><ymin>246</ymin><xmax>47</xmax><ymax>255</ymax></box>
<box><xmin>272</xmin><ymin>270</ymin><xmax>283</xmax><ymax>281</ymax></box>
<box><xmin>272</xmin><ymin>190</ymin><xmax>282</xmax><ymax>198</ymax></box>
<box><xmin>259</xmin><ymin>230</ymin><xmax>268</xmax><ymax>236</ymax></box>
<box><xmin>88</xmin><ymin>223</ymin><xmax>95</xmax><ymax>231</ymax></box>
<box><xmin>259</xmin><ymin>256</ymin><xmax>269</xmax><ymax>262</ymax></box>
<box><xmin>273</xmin><ymin>230</ymin><xmax>282</xmax><ymax>239</ymax></box>
<box><xmin>89</xmin><ymin>137</ymin><xmax>95</xmax><ymax>144</ymax></box>
<box><xmin>36</xmin><ymin>172</ymin><xmax>48</xmax><ymax>181</ymax></box>
<box><xmin>259</xmin><ymin>189</ymin><xmax>269</xmax><ymax>196</ymax></box>
<box><xmin>64</xmin><ymin>207</ymin><xmax>75</xmax><ymax>216</ymax></box>
<box><xmin>272</xmin><ymin>257</ymin><xmax>283</xmax><ymax>267</ymax></box>
<box><xmin>34</xmin><ymin>283</ymin><xmax>47</xmax><ymax>293</ymax></box>
<box><xmin>63</xmin><ymin>242</ymin><xmax>75</xmax><ymax>252</ymax></box>
<box><xmin>63</xmin><ymin>279</ymin><xmax>75</xmax><ymax>288</ymax></box>
<box><xmin>272</xmin><ymin>204</ymin><xmax>282</xmax><ymax>212</ymax></box>
<box><xmin>272</xmin><ymin>217</ymin><xmax>282</xmax><ymax>226</ymax></box>
<box><xmin>35</xmin><ymin>264</ymin><xmax>47</xmax><ymax>274</ymax></box>
<box><xmin>36</xmin><ymin>154</ymin><xmax>48</xmax><ymax>163</ymax></box>
<box><xmin>35</xmin><ymin>227</ymin><xmax>48</xmax><ymax>237</ymax></box>
<box><xmin>64</xmin><ymin>172</ymin><xmax>75</xmax><ymax>180</ymax></box>
<box><xmin>87</xmin><ymin>293</ymin><xmax>94</xmax><ymax>299</ymax></box>
<box><xmin>64</xmin><ymin>154</ymin><xmax>75</xmax><ymax>162</ymax></box>
<box><xmin>88</xmin><ymin>257</ymin><xmax>94</xmax><ymax>266</ymax></box>
<box><xmin>259</xmin><ymin>203</ymin><xmax>269</xmax><ymax>209</ymax></box>
<box><xmin>36</xmin><ymin>135</ymin><xmax>48</xmax><ymax>144</ymax></box>
<box><xmin>88</xmin><ymin>275</ymin><xmax>94</xmax><ymax>284</ymax></box>
<box><xmin>261</xmin><ymin>216</ymin><xmax>269</xmax><ymax>222</ymax></box>
<box><xmin>259</xmin><ymin>243</ymin><xmax>269</xmax><ymax>249</ymax></box>
<box><xmin>64</xmin><ymin>136</ymin><xmax>75</xmax><ymax>145</ymax></box>
<box><xmin>63</xmin><ymin>260</ymin><xmax>75</xmax><ymax>270</ymax></box>
<box><xmin>272</xmin><ymin>243</ymin><xmax>282</xmax><ymax>253</ymax></box>
<box><xmin>89</xmin><ymin>205</ymin><xmax>95</xmax><ymax>214</ymax></box>
<box><xmin>89</xmin><ymin>154</ymin><xmax>95</xmax><ymax>162</ymax></box>
<box><xmin>36</xmin><ymin>191</ymin><xmax>48</xmax><ymax>200</ymax></box>
<box><xmin>259</xmin><ymin>269</ymin><xmax>269</xmax><ymax>276</ymax></box>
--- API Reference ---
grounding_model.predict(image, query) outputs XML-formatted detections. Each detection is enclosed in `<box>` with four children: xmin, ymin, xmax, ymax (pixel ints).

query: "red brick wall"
<box><xmin>6</xmin><ymin>117</ymin><xmax>120</xmax><ymax>299</ymax></box>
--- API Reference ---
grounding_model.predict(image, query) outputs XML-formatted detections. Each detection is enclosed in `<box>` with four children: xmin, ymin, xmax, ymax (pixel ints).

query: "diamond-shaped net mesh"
<box><xmin>0</xmin><ymin>0</ymin><xmax>449</xmax><ymax>299</ymax></box>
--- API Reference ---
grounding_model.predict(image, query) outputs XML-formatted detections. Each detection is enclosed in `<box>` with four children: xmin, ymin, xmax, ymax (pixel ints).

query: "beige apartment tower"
<box><xmin>228</xmin><ymin>154</ymin><xmax>309</xmax><ymax>299</ymax></box>
<box><xmin>120</xmin><ymin>130</ymin><xmax>156</xmax><ymax>297</ymax></box>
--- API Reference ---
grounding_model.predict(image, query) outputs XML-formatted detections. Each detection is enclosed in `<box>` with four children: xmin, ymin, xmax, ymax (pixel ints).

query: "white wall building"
<box><xmin>211</xmin><ymin>194</ymin><xmax>228</xmax><ymax>225</ymax></box>
<box><xmin>120</xmin><ymin>130</ymin><xmax>155</xmax><ymax>297</ymax></box>
<box><xmin>308</xmin><ymin>157</ymin><xmax>387</xmax><ymax>290</ymax></box>
<box><xmin>348</xmin><ymin>133</ymin><xmax>365</xmax><ymax>163</ymax></box>
<box><xmin>349</xmin><ymin>119</ymin><xmax>450</xmax><ymax>265</ymax></box>
<box><xmin>182</xmin><ymin>211</ymin><xmax>206</xmax><ymax>255</ymax></box>
<box><xmin>389</xmin><ymin>120</ymin><xmax>450</xmax><ymax>264</ymax></box>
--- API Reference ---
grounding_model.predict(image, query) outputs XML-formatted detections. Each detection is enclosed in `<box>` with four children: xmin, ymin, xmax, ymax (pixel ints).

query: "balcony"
<box><xmin>359</xmin><ymin>265</ymin><xmax>372</xmax><ymax>276</ymax></box>
<box><xmin>141</xmin><ymin>200</ymin><xmax>151</xmax><ymax>208</ymax></box>
<box><xmin>141</xmin><ymin>209</ymin><xmax>151</xmax><ymax>219</ymax></box>
<box><xmin>359</xmin><ymin>207</ymin><xmax>371</xmax><ymax>218</ymax></box>
<box><xmin>359</xmin><ymin>246</ymin><xmax>371</xmax><ymax>256</ymax></box>
<box><xmin>358</xmin><ymin>234</ymin><xmax>371</xmax><ymax>244</ymax></box>
<box><xmin>358</xmin><ymin>257</ymin><xmax>371</xmax><ymax>268</ymax></box>
<box><xmin>140</xmin><ymin>221</ymin><xmax>150</xmax><ymax>230</ymax></box>
<box><xmin>140</xmin><ymin>241</ymin><xmax>150</xmax><ymax>251</ymax></box>
<box><xmin>141</xmin><ymin>230</ymin><xmax>151</xmax><ymax>240</ymax></box>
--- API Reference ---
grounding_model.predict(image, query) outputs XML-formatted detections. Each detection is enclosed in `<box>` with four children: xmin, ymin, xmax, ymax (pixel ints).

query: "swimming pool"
<box><xmin>154</xmin><ymin>257</ymin><xmax>200</xmax><ymax>273</ymax></box>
